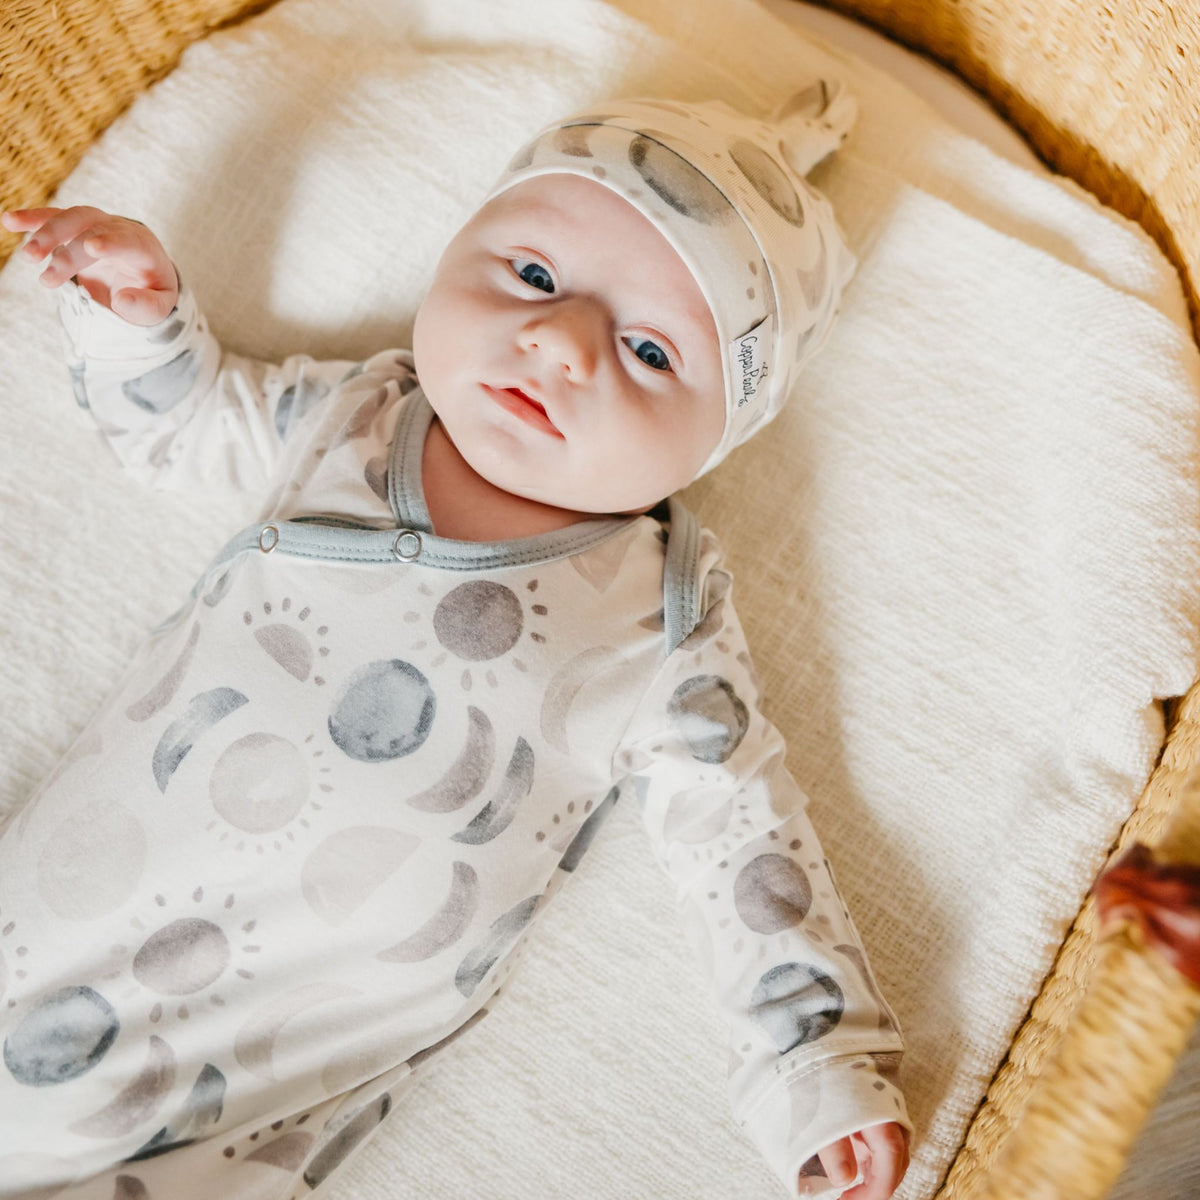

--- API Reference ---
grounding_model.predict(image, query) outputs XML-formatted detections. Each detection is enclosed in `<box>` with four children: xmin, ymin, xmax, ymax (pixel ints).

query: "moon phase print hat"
<box><xmin>480</xmin><ymin>82</ymin><xmax>859</xmax><ymax>481</ymax></box>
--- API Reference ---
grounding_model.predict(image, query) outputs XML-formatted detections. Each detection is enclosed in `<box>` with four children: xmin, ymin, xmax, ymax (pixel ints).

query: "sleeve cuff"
<box><xmin>56</xmin><ymin>266</ymin><xmax>196</xmax><ymax>361</ymax></box>
<box><xmin>738</xmin><ymin>1053</ymin><xmax>912</xmax><ymax>1198</ymax></box>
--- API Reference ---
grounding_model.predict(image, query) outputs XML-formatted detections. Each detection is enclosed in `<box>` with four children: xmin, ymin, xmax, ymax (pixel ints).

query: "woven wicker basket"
<box><xmin>3</xmin><ymin>1</ymin><xmax>1199</xmax><ymax>1196</ymax></box>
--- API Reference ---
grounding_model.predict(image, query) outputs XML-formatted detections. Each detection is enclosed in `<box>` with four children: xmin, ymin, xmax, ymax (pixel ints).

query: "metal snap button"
<box><xmin>392</xmin><ymin>529</ymin><xmax>423</xmax><ymax>562</ymax></box>
<box><xmin>258</xmin><ymin>524</ymin><xmax>280</xmax><ymax>553</ymax></box>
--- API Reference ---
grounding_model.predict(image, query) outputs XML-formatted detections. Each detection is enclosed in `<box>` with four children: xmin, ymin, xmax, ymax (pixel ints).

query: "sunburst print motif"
<box><xmin>409</xmin><ymin>577</ymin><xmax>549</xmax><ymax>690</ymax></box>
<box><xmin>203</xmin><ymin>732</ymin><xmax>329</xmax><ymax>854</ymax></box>
<box><xmin>0</xmin><ymin>906</ymin><xmax>30</xmax><ymax>1011</ymax></box>
<box><xmin>113</xmin><ymin>886</ymin><xmax>264</xmax><ymax>1023</ymax></box>
<box><xmin>242</xmin><ymin>597</ymin><xmax>331</xmax><ymax>687</ymax></box>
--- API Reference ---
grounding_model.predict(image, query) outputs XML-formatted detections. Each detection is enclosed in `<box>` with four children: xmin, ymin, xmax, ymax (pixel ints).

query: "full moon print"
<box><xmin>668</xmin><ymin>674</ymin><xmax>750</xmax><ymax>763</ymax></box>
<box><xmin>433</xmin><ymin>581</ymin><xmax>524</xmax><ymax>661</ymax></box>
<box><xmin>734</xmin><ymin>854</ymin><xmax>812</xmax><ymax>933</ymax></box>
<box><xmin>3</xmin><ymin>986</ymin><xmax>119</xmax><ymax>1086</ymax></box>
<box><xmin>36</xmin><ymin>801</ymin><xmax>147</xmax><ymax>919</ymax></box>
<box><xmin>209</xmin><ymin>733</ymin><xmax>310</xmax><ymax>834</ymax></box>
<box><xmin>133</xmin><ymin>919</ymin><xmax>230</xmax><ymax>995</ymax></box>
<box><xmin>327</xmin><ymin>660</ymin><xmax>435</xmax><ymax>762</ymax></box>
<box><xmin>750</xmin><ymin>963</ymin><xmax>844</xmax><ymax>1053</ymax></box>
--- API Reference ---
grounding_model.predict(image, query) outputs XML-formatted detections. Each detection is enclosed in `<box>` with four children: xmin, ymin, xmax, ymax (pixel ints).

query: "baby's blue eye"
<box><xmin>624</xmin><ymin>336</ymin><xmax>672</xmax><ymax>372</ymax></box>
<box><xmin>511</xmin><ymin>259</ymin><xmax>555</xmax><ymax>294</ymax></box>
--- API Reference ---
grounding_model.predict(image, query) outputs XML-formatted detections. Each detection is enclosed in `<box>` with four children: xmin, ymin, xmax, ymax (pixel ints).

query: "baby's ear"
<box><xmin>771</xmin><ymin>78</ymin><xmax>858</xmax><ymax>177</ymax></box>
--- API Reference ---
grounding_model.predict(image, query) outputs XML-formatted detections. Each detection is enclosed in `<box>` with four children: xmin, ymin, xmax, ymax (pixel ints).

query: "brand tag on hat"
<box><xmin>729</xmin><ymin>314</ymin><xmax>773</xmax><ymax>412</ymax></box>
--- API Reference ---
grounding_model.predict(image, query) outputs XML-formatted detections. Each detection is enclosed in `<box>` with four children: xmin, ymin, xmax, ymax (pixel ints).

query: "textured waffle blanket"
<box><xmin>1</xmin><ymin>0</ymin><xmax>1198</xmax><ymax>1196</ymax></box>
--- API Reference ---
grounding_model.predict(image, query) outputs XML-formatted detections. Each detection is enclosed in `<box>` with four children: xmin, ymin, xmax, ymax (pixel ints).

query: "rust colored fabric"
<box><xmin>1095</xmin><ymin>843</ymin><xmax>1200</xmax><ymax>991</ymax></box>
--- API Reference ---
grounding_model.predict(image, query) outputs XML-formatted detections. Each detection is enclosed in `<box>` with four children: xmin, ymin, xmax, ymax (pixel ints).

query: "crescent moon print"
<box><xmin>329</xmin><ymin>385</ymin><xmax>389</xmax><ymax>449</ymax></box>
<box><xmin>243</xmin><ymin>1128</ymin><xmax>314</xmax><ymax>1172</ymax></box>
<box><xmin>273</xmin><ymin>374</ymin><xmax>331</xmax><ymax>441</ymax></box>
<box><xmin>451</xmin><ymin>738</ymin><xmax>534</xmax><ymax>845</ymax></box>
<box><xmin>302</xmin><ymin>1091</ymin><xmax>392</xmax><ymax>1191</ymax></box>
<box><xmin>406</xmin><ymin>1005</ymin><xmax>489</xmax><ymax>1071</ymax></box>
<box><xmin>126</xmin><ymin>1062</ymin><xmax>226</xmax><ymax>1160</ymax></box>
<box><xmin>406</xmin><ymin>706</ymin><xmax>494</xmax><ymax>812</ymax></box>
<box><xmin>234</xmin><ymin>983</ymin><xmax>360</xmax><ymax>1082</ymax></box>
<box><xmin>152</xmin><ymin>688</ymin><xmax>248</xmax><ymax>793</ymax></box>
<box><xmin>300</xmin><ymin>826</ymin><xmax>421</xmax><ymax>925</ymax></box>
<box><xmin>125</xmin><ymin>623</ymin><xmax>200</xmax><ymax>721</ymax></box>
<box><xmin>67</xmin><ymin>1035</ymin><xmax>175</xmax><ymax>1138</ymax></box>
<box><xmin>556</xmin><ymin>784</ymin><xmax>619</xmax><ymax>872</ymax></box>
<box><xmin>454</xmin><ymin>894</ymin><xmax>541</xmax><ymax>997</ymax></box>
<box><xmin>540</xmin><ymin>645</ymin><xmax>626</xmax><ymax>754</ymax></box>
<box><xmin>200</xmin><ymin>557</ymin><xmax>241</xmax><ymax>608</ymax></box>
<box><xmin>364</xmin><ymin>454</ymin><xmax>389</xmax><ymax>503</ymax></box>
<box><xmin>376</xmin><ymin>861</ymin><xmax>479</xmax><ymax>962</ymax></box>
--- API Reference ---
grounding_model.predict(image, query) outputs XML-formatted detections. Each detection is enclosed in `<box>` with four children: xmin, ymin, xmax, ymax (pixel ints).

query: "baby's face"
<box><xmin>411</xmin><ymin>173</ymin><xmax>725</xmax><ymax>515</ymax></box>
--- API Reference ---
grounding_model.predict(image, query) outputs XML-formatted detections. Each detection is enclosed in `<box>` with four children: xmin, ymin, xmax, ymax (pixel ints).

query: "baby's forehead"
<box><xmin>479</xmin><ymin>172</ymin><xmax>650</xmax><ymax>233</ymax></box>
<box><xmin>477</xmin><ymin>173</ymin><xmax>711</xmax><ymax>309</ymax></box>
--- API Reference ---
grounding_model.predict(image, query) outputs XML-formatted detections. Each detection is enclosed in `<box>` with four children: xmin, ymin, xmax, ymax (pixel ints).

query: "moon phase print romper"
<box><xmin>0</xmin><ymin>276</ymin><xmax>909</xmax><ymax>1199</ymax></box>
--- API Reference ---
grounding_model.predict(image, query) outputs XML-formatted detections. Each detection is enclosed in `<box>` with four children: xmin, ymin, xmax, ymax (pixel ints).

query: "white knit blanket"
<box><xmin>2</xmin><ymin>1</ymin><xmax>1198</xmax><ymax>1196</ymax></box>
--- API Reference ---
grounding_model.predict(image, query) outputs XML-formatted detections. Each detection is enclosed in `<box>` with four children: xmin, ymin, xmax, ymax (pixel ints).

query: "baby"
<box><xmin>0</xmin><ymin>84</ymin><xmax>911</xmax><ymax>1199</ymax></box>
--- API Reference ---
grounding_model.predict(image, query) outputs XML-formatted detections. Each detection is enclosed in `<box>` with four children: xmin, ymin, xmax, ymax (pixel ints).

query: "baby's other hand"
<box><xmin>811</xmin><ymin>1121</ymin><xmax>909</xmax><ymax>1199</ymax></box>
<box><xmin>1</xmin><ymin>206</ymin><xmax>179</xmax><ymax>326</ymax></box>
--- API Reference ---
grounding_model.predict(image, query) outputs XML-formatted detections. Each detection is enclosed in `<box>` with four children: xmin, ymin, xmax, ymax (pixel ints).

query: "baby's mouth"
<box><xmin>482</xmin><ymin>383</ymin><xmax>562</xmax><ymax>437</ymax></box>
<box><xmin>505</xmin><ymin>387</ymin><xmax>546</xmax><ymax>417</ymax></box>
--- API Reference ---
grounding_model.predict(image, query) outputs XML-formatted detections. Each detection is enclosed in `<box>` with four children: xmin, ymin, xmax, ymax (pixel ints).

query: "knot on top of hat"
<box><xmin>771</xmin><ymin>78</ymin><xmax>858</xmax><ymax>177</ymax></box>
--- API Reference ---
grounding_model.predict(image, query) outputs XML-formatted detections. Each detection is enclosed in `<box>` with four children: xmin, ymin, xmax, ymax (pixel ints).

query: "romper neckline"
<box><xmin>381</xmin><ymin>383</ymin><xmax>645</xmax><ymax>570</ymax></box>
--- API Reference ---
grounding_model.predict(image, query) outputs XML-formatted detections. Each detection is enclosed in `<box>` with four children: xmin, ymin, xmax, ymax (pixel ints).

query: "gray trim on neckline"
<box><xmin>175</xmin><ymin>384</ymin><xmax>706</xmax><ymax>655</ymax></box>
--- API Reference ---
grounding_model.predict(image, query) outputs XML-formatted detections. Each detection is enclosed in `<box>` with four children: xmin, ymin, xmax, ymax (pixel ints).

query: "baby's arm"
<box><xmin>611</xmin><ymin>541</ymin><xmax>911</xmax><ymax>1198</ymax></box>
<box><xmin>3</xmin><ymin>206</ymin><xmax>369</xmax><ymax>493</ymax></box>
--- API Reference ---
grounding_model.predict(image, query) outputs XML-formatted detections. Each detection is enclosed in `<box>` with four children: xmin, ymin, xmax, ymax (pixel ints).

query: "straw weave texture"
<box><xmin>2</xmin><ymin>1</ymin><xmax>1199</xmax><ymax>1196</ymax></box>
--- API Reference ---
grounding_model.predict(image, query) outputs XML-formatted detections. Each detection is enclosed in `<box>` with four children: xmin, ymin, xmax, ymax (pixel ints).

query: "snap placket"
<box><xmin>392</xmin><ymin>529</ymin><xmax>423</xmax><ymax>561</ymax></box>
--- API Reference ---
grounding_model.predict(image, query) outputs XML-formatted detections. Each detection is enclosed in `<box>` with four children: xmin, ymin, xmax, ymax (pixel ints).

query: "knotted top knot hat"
<box><xmin>480</xmin><ymin>81</ymin><xmax>859</xmax><ymax>480</ymax></box>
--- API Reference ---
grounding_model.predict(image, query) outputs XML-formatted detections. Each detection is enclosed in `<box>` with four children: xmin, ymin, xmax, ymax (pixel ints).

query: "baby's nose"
<box><xmin>518</xmin><ymin>299</ymin><xmax>600</xmax><ymax>380</ymax></box>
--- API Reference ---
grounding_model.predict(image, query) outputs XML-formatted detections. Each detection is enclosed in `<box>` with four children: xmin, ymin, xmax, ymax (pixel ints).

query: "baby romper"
<box><xmin>0</xmin><ymin>277</ymin><xmax>909</xmax><ymax>1199</ymax></box>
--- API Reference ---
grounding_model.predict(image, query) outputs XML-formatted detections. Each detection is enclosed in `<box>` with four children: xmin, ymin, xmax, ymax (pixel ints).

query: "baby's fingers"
<box><xmin>14</xmin><ymin>205</ymin><xmax>115</xmax><ymax>261</ymax></box>
<box><xmin>34</xmin><ymin>234</ymin><xmax>102</xmax><ymax>288</ymax></box>
<box><xmin>1</xmin><ymin>206</ymin><xmax>63</xmax><ymax>234</ymax></box>
<box><xmin>109</xmin><ymin>284</ymin><xmax>177</xmax><ymax>326</ymax></box>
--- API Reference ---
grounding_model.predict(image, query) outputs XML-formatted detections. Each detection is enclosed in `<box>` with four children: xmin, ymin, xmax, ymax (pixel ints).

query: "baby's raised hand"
<box><xmin>1</xmin><ymin>206</ymin><xmax>179</xmax><ymax>327</ymax></box>
<box><xmin>811</xmin><ymin>1121</ymin><xmax>909</xmax><ymax>1199</ymax></box>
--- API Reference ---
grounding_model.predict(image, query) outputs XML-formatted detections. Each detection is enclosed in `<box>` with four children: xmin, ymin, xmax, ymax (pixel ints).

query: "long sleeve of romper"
<box><xmin>610</xmin><ymin>553</ymin><xmax>911</xmax><ymax>1198</ymax></box>
<box><xmin>54</xmin><ymin>271</ymin><xmax>373</xmax><ymax>493</ymax></box>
